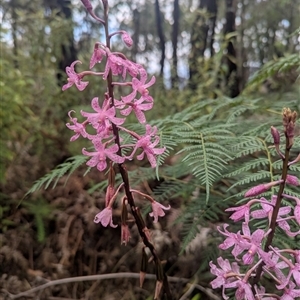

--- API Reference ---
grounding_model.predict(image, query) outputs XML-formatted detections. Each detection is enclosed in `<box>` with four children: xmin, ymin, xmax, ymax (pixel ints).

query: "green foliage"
<box><xmin>20</xmin><ymin>33</ymin><xmax>298</xmax><ymax>271</ymax></box>
<box><xmin>0</xmin><ymin>56</ymin><xmax>35</xmax><ymax>182</ymax></box>
<box><xmin>0</xmin><ymin>193</ymin><xmax>16</xmax><ymax>232</ymax></box>
<box><xmin>24</xmin><ymin>79</ymin><xmax>299</xmax><ymax>256</ymax></box>
<box><xmin>246</xmin><ymin>53</ymin><xmax>300</xmax><ymax>91</ymax></box>
<box><xmin>25</xmin><ymin>155</ymin><xmax>88</xmax><ymax>197</ymax></box>
<box><xmin>23</xmin><ymin>198</ymin><xmax>53</xmax><ymax>242</ymax></box>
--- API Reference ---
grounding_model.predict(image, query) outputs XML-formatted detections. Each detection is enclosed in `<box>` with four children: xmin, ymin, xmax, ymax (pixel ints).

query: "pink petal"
<box><xmin>62</xmin><ymin>82</ymin><xmax>74</xmax><ymax>91</ymax></box>
<box><xmin>143</xmin><ymin>75</ymin><xmax>156</xmax><ymax>89</ymax></box>
<box><xmin>91</xmin><ymin>97</ymin><xmax>101</xmax><ymax>112</ymax></box>
<box><xmin>278</xmin><ymin>206</ymin><xmax>291</xmax><ymax>215</ymax></box>
<box><xmin>134</xmin><ymin>109</ymin><xmax>146</xmax><ymax>124</ymax></box>
<box><xmin>75</xmin><ymin>80</ymin><xmax>89</xmax><ymax>91</ymax></box>
<box><xmin>106</xmin><ymin>153</ymin><xmax>125</xmax><ymax>164</ymax></box>
<box><xmin>82</xmin><ymin>148</ymin><xmax>96</xmax><ymax>156</ymax></box>
<box><xmin>120</xmin><ymin>106</ymin><xmax>133</xmax><ymax>116</ymax></box>
<box><xmin>251</xmin><ymin>209</ymin><xmax>268</xmax><ymax>219</ymax></box>
<box><xmin>96</xmin><ymin>160</ymin><xmax>107</xmax><ymax>171</ymax></box>
<box><xmin>294</xmin><ymin>206</ymin><xmax>300</xmax><ymax>224</ymax></box>
<box><xmin>86</xmin><ymin>156</ymin><xmax>99</xmax><ymax>167</ymax></box>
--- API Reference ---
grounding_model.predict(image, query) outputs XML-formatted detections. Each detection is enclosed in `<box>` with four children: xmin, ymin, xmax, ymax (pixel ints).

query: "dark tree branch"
<box><xmin>154</xmin><ymin>0</ymin><xmax>166</xmax><ymax>77</ymax></box>
<box><xmin>171</xmin><ymin>0</ymin><xmax>179</xmax><ymax>88</ymax></box>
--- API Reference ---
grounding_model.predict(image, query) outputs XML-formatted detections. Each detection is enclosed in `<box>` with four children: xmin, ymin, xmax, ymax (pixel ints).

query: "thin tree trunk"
<box><xmin>171</xmin><ymin>0</ymin><xmax>179</xmax><ymax>88</ymax></box>
<box><xmin>154</xmin><ymin>0</ymin><xmax>166</xmax><ymax>77</ymax></box>
<box><xmin>237</xmin><ymin>0</ymin><xmax>248</xmax><ymax>92</ymax></box>
<box><xmin>224</xmin><ymin>0</ymin><xmax>239</xmax><ymax>97</ymax></box>
<box><xmin>11</xmin><ymin>0</ymin><xmax>19</xmax><ymax>68</ymax></box>
<box><xmin>208</xmin><ymin>0</ymin><xmax>217</xmax><ymax>57</ymax></box>
<box><xmin>189</xmin><ymin>0</ymin><xmax>217</xmax><ymax>90</ymax></box>
<box><xmin>44</xmin><ymin>0</ymin><xmax>77</xmax><ymax>83</ymax></box>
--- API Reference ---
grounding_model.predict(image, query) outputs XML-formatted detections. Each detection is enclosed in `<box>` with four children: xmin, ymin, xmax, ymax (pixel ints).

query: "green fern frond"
<box><xmin>25</xmin><ymin>155</ymin><xmax>87</xmax><ymax>196</ymax></box>
<box><xmin>228</xmin><ymin>171</ymin><xmax>272</xmax><ymax>191</ymax></box>
<box><xmin>225</xmin><ymin>158</ymin><xmax>270</xmax><ymax>177</ymax></box>
<box><xmin>178</xmin><ymin>194</ymin><xmax>226</xmax><ymax>253</ymax></box>
<box><xmin>247</xmin><ymin>53</ymin><xmax>300</xmax><ymax>88</ymax></box>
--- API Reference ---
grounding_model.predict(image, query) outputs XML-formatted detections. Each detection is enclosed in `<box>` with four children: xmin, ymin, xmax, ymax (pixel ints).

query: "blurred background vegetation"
<box><xmin>0</xmin><ymin>0</ymin><xmax>299</xmax><ymax>299</ymax></box>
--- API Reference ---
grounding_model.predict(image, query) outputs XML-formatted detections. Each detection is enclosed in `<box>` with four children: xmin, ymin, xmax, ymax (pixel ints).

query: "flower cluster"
<box><xmin>62</xmin><ymin>0</ymin><xmax>170</xmax><ymax>249</ymax></box>
<box><xmin>61</xmin><ymin>1</ymin><xmax>171</xmax><ymax>297</ymax></box>
<box><xmin>65</xmin><ymin>53</ymin><xmax>165</xmax><ymax>171</ymax></box>
<box><xmin>210</xmin><ymin>108</ymin><xmax>300</xmax><ymax>299</ymax></box>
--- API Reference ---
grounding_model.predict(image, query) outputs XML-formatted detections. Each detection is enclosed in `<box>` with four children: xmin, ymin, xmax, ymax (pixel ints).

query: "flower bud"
<box><xmin>286</xmin><ymin>174</ymin><xmax>299</xmax><ymax>186</ymax></box>
<box><xmin>122</xmin><ymin>32</ymin><xmax>133</xmax><ymax>48</ymax></box>
<box><xmin>244</xmin><ymin>180</ymin><xmax>283</xmax><ymax>197</ymax></box>
<box><xmin>282</xmin><ymin>108</ymin><xmax>297</xmax><ymax>148</ymax></box>
<box><xmin>271</xmin><ymin>126</ymin><xmax>280</xmax><ymax>145</ymax></box>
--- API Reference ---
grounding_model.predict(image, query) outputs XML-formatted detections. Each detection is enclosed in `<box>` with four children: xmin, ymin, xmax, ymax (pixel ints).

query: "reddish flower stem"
<box><xmin>102</xmin><ymin>3</ymin><xmax>172</xmax><ymax>299</ymax></box>
<box><xmin>251</xmin><ymin>130</ymin><xmax>291</xmax><ymax>288</ymax></box>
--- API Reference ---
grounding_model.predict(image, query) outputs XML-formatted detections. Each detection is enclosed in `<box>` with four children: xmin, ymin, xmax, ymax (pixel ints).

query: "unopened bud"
<box><xmin>245</xmin><ymin>180</ymin><xmax>283</xmax><ymax>197</ymax></box>
<box><xmin>121</xmin><ymin>197</ymin><xmax>128</xmax><ymax>224</ymax></box>
<box><xmin>271</xmin><ymin>126</ymin><xmax>280</xmax><ymax>145</ymax></box>
<box><xmin>105</xmin><ymin>185</ymin><xmax>115</xmax><ymax>207</ymax></box>
<box><xmin>282</xmin><ymin>108</ymin><xmax>297</xmax><ymax>148</ymax></box>
<box><xmin>108</xmin><ymin>161</ymin><xmax>115</xmax><ymax>186</ymax></box>
<box><xmin>122</xmin><ymin>32</ymin><xmax>133</xmax><ymax>48</ymax></box>
<box><xmin>286</xmin><ymin>174</ymin><xmax>299</xmax><ymax>186</ymax></box>
<box><xmin>121</xmin><ymin>224</ymin><xmax>130</xmax><ymax>245</ymax></box>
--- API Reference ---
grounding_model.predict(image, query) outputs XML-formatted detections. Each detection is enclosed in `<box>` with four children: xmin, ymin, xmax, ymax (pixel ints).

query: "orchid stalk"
<box><xmin>62</xmin><ymin>0</ymin><xmax>171</xmax><ymax>298</ymax></box>
<box><xmin>210</xmin><ymin>108</ymin><xmax>299</xmax><ymax>299</ymax></box>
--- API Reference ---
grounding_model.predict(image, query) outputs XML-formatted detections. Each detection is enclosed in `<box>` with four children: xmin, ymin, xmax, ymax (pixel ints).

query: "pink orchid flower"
<box><xmin>122</xmin><ymin>68</ymin><xmax>155</xmax><ymax>103</ymax></box>
<box><xmin>90</xmin><ymin>44</ymin><xmax>106</xmax><ymax>69</ymax></box>
<box><xmin>209</xmin><ymin>257</ymin><xmax>240</xmax><ymax>300</ymax></box>
<box><xmin>225</xmin><ymin>202</ymin><xmax>251</xmax><ymax>223</ymax></box>
<box><xmin>94</xmin><ymin>207</ymin><xmax>117</xmax><ymax>228</ymax></box>
<box><xmin>82</xmin><ymin>139</ymin><xmax>125</xmax><ymax>171</ymax></box>
<box><xmin>66</xmin><ymin>110</ymin><xmax>90</xmax><ymax>141</ymax></box>
<box><xmin>119</xmin><ymin>97</ymin><xmax>153</xmax><ymax>124</ymax></box>
<box><xmin>149</xmin><ymin>201</ymin><xmax>170</xmax><ymax>223</ymax></box>
<box><xmin>251</xmin><ymin>196</ymin><xmax>291</xmax><ymax>224</ymax></box>
<box><xmin>62</xmin><ymin>60</ymin><xmax>89</xmax><ymax>91</ymax></box>
<box><xmin>81</xmin><ymin>97</ymin><xmax>125</xmax><ymax>136</ymax></box>
<box><xmin>128</xmin><ymin>125</ymin><xmax>166</xmax><ymax>168</ymax></box>
<box><xmin>217</xmin><ymin>224</ymin><xmax>249</xmax><ymax>260</ymax></box>
<box><xmin>240</xmin><ymin>223</ymin><xmax>268</xmax><ymax>265</ymax></box>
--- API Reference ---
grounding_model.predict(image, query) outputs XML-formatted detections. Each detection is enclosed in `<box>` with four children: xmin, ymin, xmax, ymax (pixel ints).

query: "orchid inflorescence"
<box><xmin>210</xmin><ymin>108</ymin><xmax>300</xmax><ymax>299</ymax></box>
<box><xmin>62</xmin><ymin>0</ymin><xmax>171</xmax><ymax>298</ymax></box>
